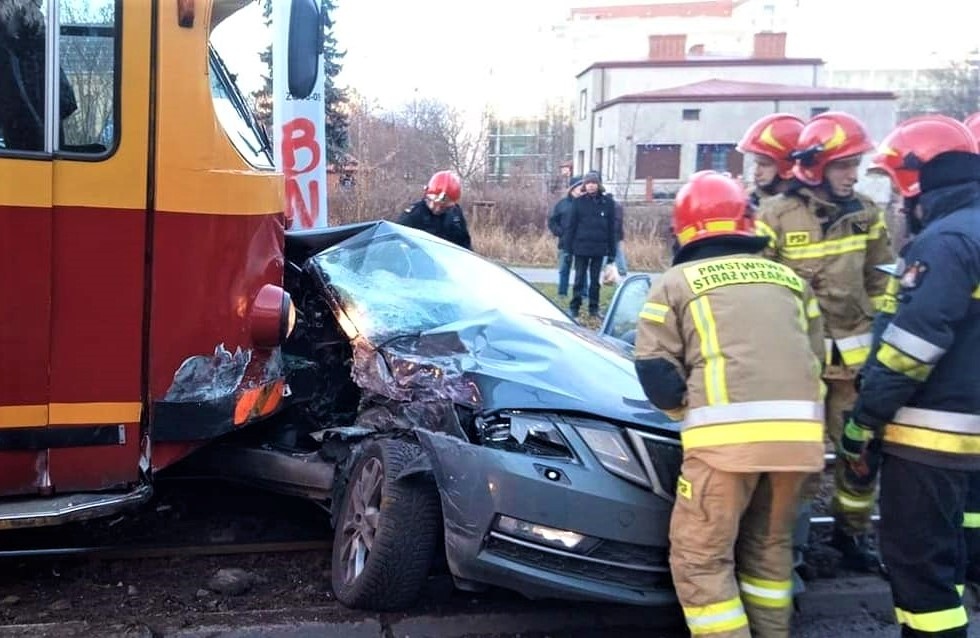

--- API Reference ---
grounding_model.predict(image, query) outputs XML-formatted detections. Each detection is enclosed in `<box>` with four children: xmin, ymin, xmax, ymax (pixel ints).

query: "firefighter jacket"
<box><xmin>855</xmin><ymin>178</ymin><xmax>980</xmax><ymax>471</ymax></box>
<box><xmin>755</xmin><ymin>186</ymin><xmax>894</xmax><ymax>369</ymax></box>
<box><xmin>398</xmin><ymin>201</ymin><xmax>472</xmax><ymax>250</ymax></box>
<box><xmin>634</xmin><ymin>238</ymin><xmax>826</xmax><ymax>473</ymax></box>
<box><xmin>747</xmin><ymin>179</ymin><xmax>784</xmax><ymax>210</ymax></box>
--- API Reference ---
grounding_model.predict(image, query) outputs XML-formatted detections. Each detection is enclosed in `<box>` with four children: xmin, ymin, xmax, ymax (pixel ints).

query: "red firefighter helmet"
<box><xmin>869</xmin><ymin>115</ymin><xmax>978</xmax><ymax>198</ymax></box>
<box><xmin>424</xmin><ymin>170</ymin><xmax>462</xmax><ymax>204</ymax></box>
<box><xmin>792</xmin><ymin>111</ymin><xmax>875</xmax><ymax>186</ymax></box>
<box><xmin>673</xmin><ymin>171</ymin><xmax>754</xmax><ymax>247</ymax></box>
<box><xmin>737</xmin><ymin>113</ymin><xmax>804</xmax><ymax>179</ymax></box>
<box><xmin>964</xmin><ymin>112</ymin><xmax>980</xmax><ymax>142</ymax></box>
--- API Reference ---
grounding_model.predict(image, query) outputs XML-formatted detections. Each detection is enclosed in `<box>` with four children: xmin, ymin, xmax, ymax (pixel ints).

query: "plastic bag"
<box><xmin>600</xmin><ymin>263</ymin><xmax>622</xmax><ymax>286</ymax></box>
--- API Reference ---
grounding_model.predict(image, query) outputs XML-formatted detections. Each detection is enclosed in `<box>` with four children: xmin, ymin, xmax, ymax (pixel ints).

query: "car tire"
<box><xmin>331</xmin><ymin>437</ymin><xmax>442</xmax><ymax>610</ymax></box>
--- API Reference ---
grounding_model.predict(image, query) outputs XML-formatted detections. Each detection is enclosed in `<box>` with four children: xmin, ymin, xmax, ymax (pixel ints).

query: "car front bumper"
<box><xmin>415</xmin><ymin>422</ymin><xmax>680</xmax><ymax>607</ymax></box>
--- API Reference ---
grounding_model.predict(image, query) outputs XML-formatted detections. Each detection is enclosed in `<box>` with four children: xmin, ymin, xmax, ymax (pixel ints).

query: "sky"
<box><xmin>213</xmin><ymin>0</ymin><xmax>979</xmax><ymax>118</ymax></box>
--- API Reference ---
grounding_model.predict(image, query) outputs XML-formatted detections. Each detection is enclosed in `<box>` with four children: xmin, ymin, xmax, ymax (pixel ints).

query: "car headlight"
<box><xmin>574</xmin><ymin>422</ymin><xmax>651</xmax><ymax>488</ymax></box>
<box><xmin>478</xmin><ymin>412</ymin><xmax>574</xmax><ymax>460</ymax></box>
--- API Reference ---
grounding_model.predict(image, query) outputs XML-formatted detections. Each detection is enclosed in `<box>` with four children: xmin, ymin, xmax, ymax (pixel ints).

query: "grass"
<box><xmin>531</xmin><ymin>282</ymin><xmax>617</xmax><ymax>331</ymax></box>
<box><xmin>328</xmin><ymin>181</ymin><xmax>675</xmax><ymax>270</ymax></box>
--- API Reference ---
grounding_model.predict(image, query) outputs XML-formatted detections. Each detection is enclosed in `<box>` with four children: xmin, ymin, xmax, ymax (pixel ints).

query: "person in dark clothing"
<box><xmin>0</xmin><ymin>0</ymin><xmax>77</xmax><ymax>151</ymax></box>
<box><xmin>565</xmin><ymin>171</ymin><xmax>616</xmax><ymax>318</ymax></box>
<box><xmin>398</xmin><ymin>170</ymin><xmax>472</xmax><ymax>250</ymax></box>
<box><xmin>846</xmin><ymin>115</ymin><xmax>980</xmax><ymax>637</ymax></box>
<box><xmin>547</xmin><ymin>175</ymin><xmax>583</xmax><ymax>297</ymax></box>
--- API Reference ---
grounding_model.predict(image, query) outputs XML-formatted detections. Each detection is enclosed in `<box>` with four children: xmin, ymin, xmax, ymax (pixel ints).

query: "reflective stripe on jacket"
<box><xmin>635</xmin><ymin>253</ymin><xmax>826</xmax><ymax>472</ymax></box>
<box><xmin>856</xmin><ymin>181</ymin><xmax>980</xmax><ymax>470</ymax></box>
<box><xmin>755</xmin><ymin>188</ymin><xmax>894</xmax><ymax>368</ymax></box>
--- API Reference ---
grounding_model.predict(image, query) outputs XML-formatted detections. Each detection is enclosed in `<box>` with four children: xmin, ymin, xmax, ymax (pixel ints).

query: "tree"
<box><xmin>900</xmin><ymin>55</ymin><xmax>980</xmax><ymax>120</ymax></box>
<box><xmin>254</xmin><ymin>0</ymin><xmax>349</xmax><ymax>164</ymax></box>
<box><xmin>436</xmin><ymin>106</ymin><xmax>489</xmax><ymax>185</ymax></box>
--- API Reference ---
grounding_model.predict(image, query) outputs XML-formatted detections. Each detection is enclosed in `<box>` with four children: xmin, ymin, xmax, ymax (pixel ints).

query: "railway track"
<box><xmin>0</xmin><ymin>539</ymin><xmax>330</xmax><ymax>561</ymax></box>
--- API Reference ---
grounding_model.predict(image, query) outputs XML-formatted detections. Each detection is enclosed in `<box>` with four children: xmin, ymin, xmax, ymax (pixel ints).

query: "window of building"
<box><xmin>696</xmin><ymin>143</ymin><xmax>743</xmax><ymax>175</ymax></box>
<box><xmin>576</xmin><ymin>150</ymin><xmax>585</xmax><ymax>174</ymax></box>
<box><xmin>682</xmin><ymin>109</ymin><xmax>701</xmax><ymax>121</ymax></box>
<box><xmin>635</xmin><ymin>144</ymin><xmax>681</xmax><ymax>180</ymax></box>
<box><xmin>606</xmin><ymin>145</ymin><xmax>616</xmax><ymax>182</ymax></box>
<box><xmin>0</xmin><ymin>0</ymin><xmax>120</xmax><ymax>155</ymax></box>
<box><xmin>594</xmin><ymin>147</ymin><xmax>603</xmax><ymax>175</ymax></box>
<box><xmin>579</xmin><ymin>89</ymin><xmax>587</xmax><ymax>120</ymax></box>
<box><xmin>810</xmin><ymin>106</ymin><xmax>829</xmax><ymax>117</ymax></box>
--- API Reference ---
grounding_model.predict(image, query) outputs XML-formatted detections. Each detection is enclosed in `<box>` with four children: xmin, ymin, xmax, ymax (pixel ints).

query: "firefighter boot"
<box><xmin>830</xmin><ymin>527</ymin><xmax>883</xmax><ymax>573</ymax></box>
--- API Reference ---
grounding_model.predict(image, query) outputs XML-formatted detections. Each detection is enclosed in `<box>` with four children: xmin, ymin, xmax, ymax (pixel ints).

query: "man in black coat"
<box><xmin>565</xmin><ymin>171</ymin><xmax>616</xmax><ymax>318</ymax></box>
<box><xmin>547</xmin><ymin>175</ymin><xmax>583</xmax><ymax>297</ymax></box>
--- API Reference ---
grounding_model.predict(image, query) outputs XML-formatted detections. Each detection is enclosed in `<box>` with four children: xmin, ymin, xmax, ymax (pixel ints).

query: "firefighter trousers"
<box><xmin>966</xmin><ymin>473</ymin><xmax>980</xmax><ymax>584</ymax></box>
<box><xmin>809</xmin><ymin>373</ymin><xmax>876</xmax><ymax>535</ymax></box>
<box><xmin>669</xmin><ymin>456</ymin><xmax>806</xmax><ymax>638</ymax></box>
<box><xmin>879</xmin><ymin>453</ymin><xmax>969</xmax><ymax>637</ymax></box>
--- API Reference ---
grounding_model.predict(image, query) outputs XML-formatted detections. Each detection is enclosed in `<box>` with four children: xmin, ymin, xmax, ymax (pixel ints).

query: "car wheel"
<box><xmin>331</xmin><ymin>438</ymin><xmax>441</xmax><ymax>610</ymax></box>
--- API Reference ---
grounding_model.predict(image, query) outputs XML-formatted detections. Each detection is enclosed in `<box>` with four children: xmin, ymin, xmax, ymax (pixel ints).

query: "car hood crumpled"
<box><xmin>351</xmin><ymin>309</ymin><xmax>678</xmax><ymax>434</ymax></box>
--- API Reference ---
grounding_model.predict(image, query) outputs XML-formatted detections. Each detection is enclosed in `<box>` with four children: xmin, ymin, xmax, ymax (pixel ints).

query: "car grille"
<box><xmin>586</xmin><ymin>537</ymin><xmax>669</xmax><ymax>567</ymax></box>
<box><xmin>643</xmin><ymin>438</ymin><xmax>683</xmax><ymax>494</ymax></box>
<box><xmin>485</xmin><ymin>534</ymin><xmax>672</xmax><ymax>590</ymax></box>
<box><xmin>627</xmin><ymin>429</ymin><xmax>683</xmax><ymax>501</ymax></box>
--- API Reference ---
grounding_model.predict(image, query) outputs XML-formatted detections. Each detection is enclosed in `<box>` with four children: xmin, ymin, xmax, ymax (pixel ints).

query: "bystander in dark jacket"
<box><xmin>547</xmin><ymin>175</ymin><xmax>583</xmax><ymax>296</ymax></box>
<box><xmin>566</xmin><ymin>171</ymin><xmax>616</xmax><ymax>317</ymax></box>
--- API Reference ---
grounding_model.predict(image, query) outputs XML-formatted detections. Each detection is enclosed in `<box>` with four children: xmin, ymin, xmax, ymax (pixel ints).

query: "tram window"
<box><xmin>0</xmin><ymin>0</ymin><xmax>49</xmax><ymax>152</ymax></box>
<box><xmin>59</xmin><ymin>0</ymin><xmax>117</xmax><ymax>155</ymax></box>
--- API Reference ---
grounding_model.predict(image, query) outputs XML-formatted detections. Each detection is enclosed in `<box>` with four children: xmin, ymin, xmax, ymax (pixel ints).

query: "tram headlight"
<box><xmin>249</xmin><ymin>284</ymin><xmax>296</xmax><ymax>348</ymax></box>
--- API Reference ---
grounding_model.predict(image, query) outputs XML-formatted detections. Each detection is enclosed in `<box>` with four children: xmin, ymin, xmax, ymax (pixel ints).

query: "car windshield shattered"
<box><xmin>312</xmin><ymin>230</ymin><xmax>571</xmax><ymax>342</ymax></box>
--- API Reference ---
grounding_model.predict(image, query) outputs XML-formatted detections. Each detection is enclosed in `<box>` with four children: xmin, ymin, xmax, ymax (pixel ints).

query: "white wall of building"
<box><xmin>573</xmin><ymin>62</ymin><xmax>826</xmax><ymax>172</ymax></box>
<box><xmin>585</xmin><ymin>97</ymin><xmax>896</xmax><ymax>203</ymax></box>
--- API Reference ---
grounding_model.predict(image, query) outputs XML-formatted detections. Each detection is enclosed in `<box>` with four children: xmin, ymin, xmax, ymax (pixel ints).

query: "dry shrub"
<box><xmin>328</xmin><ymin>178</ymin><xmax>673</xmax><ymax>271</ymax></box>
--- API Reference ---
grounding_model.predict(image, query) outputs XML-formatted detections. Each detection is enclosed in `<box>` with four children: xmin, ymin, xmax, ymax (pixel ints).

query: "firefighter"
<box><xmin>635</xmin><ymin>171</ymin><xmax>825</xmax><ymax>637</ymax></box>
<box><xmin>737</xmin><ymin>113</ymin><xmax>805</xmax><ymax>208</ymax></box>
<box><xmin>398</xmin><ymin>170</ymin><xmax>472</xmax><ymax>249</ymax></box>
<box><xmin>754</xmin><ymin>111</ymin><xmax>894</xmax><ymax>571</ymax></box>
<box><xmin>846</xmin><ymin>115</ymin><xmax>980</xmax><ymax>637</ymax></box>
<box><xmin>964</xmin><ymin>112</ymin><xmax>980</xmax><ymax>591</ymax></box>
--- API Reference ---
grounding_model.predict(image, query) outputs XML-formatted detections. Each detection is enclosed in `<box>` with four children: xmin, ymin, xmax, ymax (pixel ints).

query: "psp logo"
<box><xmin>786</xmin><ymin>232</ymin><xmax>810</xmax><ymax>246</ymax></box>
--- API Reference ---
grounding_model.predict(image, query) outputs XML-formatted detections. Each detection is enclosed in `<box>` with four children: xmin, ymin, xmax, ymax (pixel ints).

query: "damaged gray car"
<box><xmin>192</xmin><ymin>220</ymin><xmax>683</xmax><ymax>611</ymax></box>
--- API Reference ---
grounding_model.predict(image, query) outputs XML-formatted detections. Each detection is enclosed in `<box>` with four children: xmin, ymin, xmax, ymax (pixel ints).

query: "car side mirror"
<box><xmin>287</xmin><ymin>0</ymin><xmax>324</xmax><ymax>99</ymax></box>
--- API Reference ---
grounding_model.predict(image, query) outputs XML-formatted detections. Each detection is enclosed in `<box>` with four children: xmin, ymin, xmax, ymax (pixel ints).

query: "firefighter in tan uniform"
<box><xmin>754</xmin><ymin>111</ymin><xmax>894</xmax><ymax>570</ymax></box>
<box><xmin>737</xmin><ymin>113</ymin><xmax>804</xmax><ymax>209</ymax></box>
<box><xmin>635</xmin><ymin>171</ymin><xmax>825</xmax><ymax>637</ymax></box>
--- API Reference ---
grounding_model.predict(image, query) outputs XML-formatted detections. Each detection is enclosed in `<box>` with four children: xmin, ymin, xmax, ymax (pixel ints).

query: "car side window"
<box><xmin>603</xmin><ymin>275</ymin><xmax>653</xmax><ymax>343</ymax></box>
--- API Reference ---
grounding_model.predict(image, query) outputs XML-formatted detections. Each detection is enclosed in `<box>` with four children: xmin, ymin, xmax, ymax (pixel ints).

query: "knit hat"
<box><xmin>583</xmin><ymin>171</ymin><xmax>602</xmax><ymax>185</ymax></box>
<box><xmin>568</xmin><ymin>174</ymin><xmax>583</xmax><ymax>189</ymax></box>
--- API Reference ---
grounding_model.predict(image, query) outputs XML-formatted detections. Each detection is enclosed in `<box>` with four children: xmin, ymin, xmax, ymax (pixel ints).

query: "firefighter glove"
<box><xmin>840</xmin><ymin>416</ymin><xmax>875</xmax><ymax>464</ymax></box>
